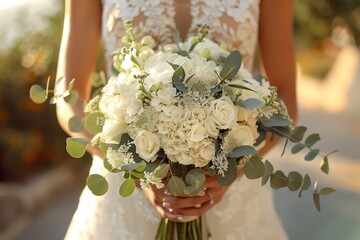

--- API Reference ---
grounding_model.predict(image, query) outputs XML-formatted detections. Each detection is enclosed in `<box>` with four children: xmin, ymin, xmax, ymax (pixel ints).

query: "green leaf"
<box><xmin>173</xmin><ymin>80</ymin><xmax>188</xmax><ymax>93</ymax></box>
<box><xmin>261</xmin><ymin>160</ymin><xmax>273</xmax><ymax>186</ymax></box>
<box><xmin>290</xmin><ymin>126</ymin><xmax>307</xmax><ymax>142</ymax></box>
<box><xmin>299</xmin><ymin>174</ymin><xmax>311</xmax><ymax>197</ymax></box>
<box><xmin>68</xmin><ymin>78</ymin><xmax>76</xmax><ymax>92</ymax></box>
<box><xmin>244</xmin><ymin>155</ymin><xmax>265</xmax><ymax>180</ymax></box>
<box><xmin>227</xmin><ymin>145</ymin><xmax>257</xmax><ymax>158</ymax></box>
<box><xmin>68</xmin><ymin>116</ymin><xmax>84</xmax><ymax>133</ymax></box>
<box><xmin>260</xmin><ymin>115</ymin><xmax>292</xmax><ymax>128</ymax></box>
<box><xmin>217</xmin><ymin>158</ymin><xmax>238</xmax><ymax>185</ymax></box>
<box><xmin>153</xmin><ymin>164</ymin><xmax>170</xmax><ymax>179</ymax></box>
<box><xmin>86</xmin><ymin>174</ymin><xmax>109</xmax><ymax>196</ymax></box>
<box><xmin>64</xmin><ymin>90</ymin><xmax>79</xmax><ymax>105</ymax></box>
<box><xmin>185</xmin><ymin>169</ymin><xmax>206</xmax><ymax>186</ymax></box>
<box><xmin>169</xmin><ymin>63</ymin><xmax>185</xmax><ymax>80</ymax></box>
<box><xmin>287</xmin><ymin>171</ymin><xmax>303</xmax><ymax>191</ymax></box>
<box><xmin>228</xmin><ymin>84</ymin><xmax>257</xmax><ymax>93</ymax></box>
<box><xmin>304</xmin><ymin>134</ymin><xmax>320</xmax><ymax>147</ymax></box>
<box><xmin>66</xmin><ymin>137</ymin><xmax>89</xmax><ymax>158</ymax></box>
<box><xmin>270</xmin><ymin>170</ymin><xmax>287</xmax><ymax>189</ymax></box>
<box><xmin>281</xmin><ymin>138</ymin><xmax>289</xmax><ymax>157</ymax></box>
<box><xmin>320</xmin><ymin>156</ymin><xmax>329</xmax><ymax>174</ymax></box>
<box><xmin>319</xmin><ymin>187</ymin><xmax>335</xmax><ymax>195</ymax></box>
<box><xmin>305</xmin><ymin>148</ymin><xmax>320</xmax><ymax>161</ymax></box>
<box><xmin>120</xmin><ymin>133</ymin><xmax>133</xmax><ymax>145</ymax></box>
<box><xmin>313</xmin><ymin>192</ymin><xmax>321</xmax><ymax>212</ymax></box>
<box><xmin>119</xmin><ymin>178</ymin><xmax>136</xmax><ymax>197</ymax></box>
<box><xmin>238</xmin><ymin>98</ymin><xmax>263</xmax><ymax>110</ymax></box>
<box><xmin>220</xmin><ymin>50</ymin><xmax>242</xmax><ymax>80</ymax></box>
<box><xmin>291</xmin><ymin>143</ymin><xmax>305</xmax><ymax>154</ymax></box>
<box><xmin>184</xmin><ymin>184</ymin><xmax>202</xmax><ymax>197</ymax></box>
<box><xmin>121</xmin><ymin>161</ymin><xmax>146</xmax><ymax>172</ymax></box>
<box><xmin>29</xmin><ymin>85</ymin><xmax>47</xmax><ymax>104</ymax></box>
<box><xmin>168</xmin><ymin>176</ymin><xmax>185</xmax><ymax>196</ymax></box>
<box><xmin>130</xmin><ymin>171</ymin><xmax>145</xmax><ymax>179</ymax></box>
<box><xmin>85</xmin><ymin>112</ymin><xmax>104</xmax><ymax>134</ymax></box>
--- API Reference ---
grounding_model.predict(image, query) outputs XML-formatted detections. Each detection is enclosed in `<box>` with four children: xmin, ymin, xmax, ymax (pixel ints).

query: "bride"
<box><xmin>56</xmin><ymin>0</ymin><xmax>297</xmax><ymax>239</ymax></box>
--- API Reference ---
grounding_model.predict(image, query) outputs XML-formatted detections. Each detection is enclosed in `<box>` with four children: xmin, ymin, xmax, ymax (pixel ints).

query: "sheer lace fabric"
<box><xmin>65</xmin><ymin>1</ymin><xmax>288</xmax><ymax>239</ymax></box>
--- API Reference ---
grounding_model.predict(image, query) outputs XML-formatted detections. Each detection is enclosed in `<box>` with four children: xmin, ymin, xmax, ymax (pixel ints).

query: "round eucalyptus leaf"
<box><xmin>68</xmin><ymin>116</ymin><xmax>84</xmax><ymax>132</ymax></box>
<box><xmin>85</xmin><ymin>112</ymin><xmax>104</xmax><ymax>134</ymax></box>
<box><xmin>64</xmin><ymin>90</ymin><xmax>79</xmax><ymax>105</ymax></box>
<box><xmin>153</xmin><ymin>164</ymin><xmax>170</xmax><ymax>179</ymax></box>
<box><xmin>313</xmin><ymin>193</ymin><xmax>321</xmax><ymax>212</ymax></box>
<box><xmin>185</xmin><ymin>169</ymin><xmax>205</xmax><ymax>186</ymax></box>
<box><xmin>290</xmin><ymin>126</ymin><xmax>307</xmax><ymax>142</ymax></box>
<box><xmin>287</xmin><ymin>171</ymin><xmax>303</xmax><ymax>191</ymax></box>
<box><xmin>227</xmin><ymin>145</ymin><xmax>256</xmax><ymax>158</ymax></box>
<box><xmin>103</xmin><ymin>158</ymin><xmax>121</xmax><ymax>173</ymax></box>
<box><xmin>305</xmin><ymin>148</ymin><xmax>320</xmax><ymax>161</ymax></box>
<box><xmin>65</xmin><ymin>137</ymin><xmax>89</xmax><ymax>158</ymax></box>
<box><xmin>305</xmin><ymin>134</ymin><xmax>320</xmax><ymax>147</ymax></box>
<box><xmin>122</xmin><ymin>161</ymin><xmax>146</xmax><ymax>172</ymax></box>
<box><xmin>168</xmin><ymin>176</ymin><xmax>185</xmax><ymax>196</ymax></box>
<box><xmin>244</xmin><ymin>155</ymin><xmax>265</xmax><ymax>180</ymax></box>
<box><xmin>29</xmin><ymin>85</ymin><xmax>47</xmax><ymax>104</ymax></box>
<box><xmin>320</xmin><ymin>156</ymin><xmax>329</xmax><ymax>174</ymax></box>
<box><xmin>270</xmin><ymin>170</ymin><xmax>287</xmax><ymax>189</ymax></box>
<box><xmin>291</xmin><ymin>143</ymin><xmax>305</xmax><ymax>154</ymax></box>
<box><xmin>298</xmin><ymin>174</ymin><xmax>311</xmax><ymax>197</ymax></box>
<box><xmin>119</xmin><ymin>178</ymin><xmax>136</xmax><ymax>197</ymax></box>
<box><xmin>217</xmin><ymin>158</ymin><xmax>238</xmax><ymax>185</ymax></box>
<box><xmin>184</xmin><ymin>184</ymin><xmax>202</xmax><ymax>197</ymax></box>
<box><xmin>86</xmin><ymin>174</ymin><xmax>109</xmax><ymax>196</ymax></box>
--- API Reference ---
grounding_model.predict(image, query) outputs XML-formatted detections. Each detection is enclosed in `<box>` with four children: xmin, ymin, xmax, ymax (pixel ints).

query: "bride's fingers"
<box><xmin>161</xmin><ymin>191</ymin><xmax>208</xmax><ymax>209</ymax></box>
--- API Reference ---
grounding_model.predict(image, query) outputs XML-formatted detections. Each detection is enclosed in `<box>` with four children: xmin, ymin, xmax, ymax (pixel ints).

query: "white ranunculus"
<box><xmin>208</xmin><ymin>97</ymin><xmax>237</xmax><ymax>129</ymax></box>
<box><xmin>134</xmin><ymin>130</ymin><xmax>160</xmax><ymax>162</ymax></box>
<box><xmin>145</xmin><ymin>61</ymin><xmax>173</xmax><ymax>87</ymax></box>
<box><xmin>100</xmin><ymin>119</ymin><xmax>126</xmax><ymax>143</ymax></box>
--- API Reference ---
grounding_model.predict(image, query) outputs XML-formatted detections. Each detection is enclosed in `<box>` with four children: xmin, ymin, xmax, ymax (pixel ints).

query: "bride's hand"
<box><xmin>140</xmin><ymin>171</ymin><xmax>242</xmax><ymax>222</ymax></box>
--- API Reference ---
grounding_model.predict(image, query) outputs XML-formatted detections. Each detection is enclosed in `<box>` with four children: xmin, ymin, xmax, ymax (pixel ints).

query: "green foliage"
<box><xmin>167</xmin><ymin>176</ymin><xmax>186</xmax><ymax>196</ymax></box>
<box><xmin>119</xmin><ymin>177</ymin><xmax>136</xmax><ymax>197</ymax></box>
<box><xmin>66</xmin><ymin>137</ymin><xmax>89</xmax><ymax>158</ymax></box>
<box><xmin>244</xmin><ymin>155</ymin><xmax>265</xmax><ymax>179</ymax></box>
<box><xmin>86</xmin><ymin>174</ymin><xmax>109</xmax><ymax>196</ymax></box>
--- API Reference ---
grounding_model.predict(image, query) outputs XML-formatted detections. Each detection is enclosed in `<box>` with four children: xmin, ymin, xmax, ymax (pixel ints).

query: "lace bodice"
<box><xmin>102</xmin><ymin>0</ymin><xmax>260</xmax><ymax>73</ymax></box>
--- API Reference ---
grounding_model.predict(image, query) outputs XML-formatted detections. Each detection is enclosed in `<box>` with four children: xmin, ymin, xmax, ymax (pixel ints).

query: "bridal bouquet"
<box><xmin>30</xmin><ymin>22</ymin><xmax>335</xmax><ymax>239</ymax></box>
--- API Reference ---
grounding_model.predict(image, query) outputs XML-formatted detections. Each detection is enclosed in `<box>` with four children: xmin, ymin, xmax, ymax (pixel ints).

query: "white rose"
<box><xmin>199</xmin><ymin>141</ymin><xmax>215</xmax><ymax>162</ymax></box>
<box><xmin>134</xmin><ymin>130</ymin><xmax>160</xmax><ymax>162</ymax></box>
<box><xmin>100</xmin><ymin>119</ymin><xmax>126</xmax><ymax>143</ymax></box>
<box><xmin>208</xmin><ymin>97</ymin><xmax>237</xmax><ymax>129</ymax></box>
<box><xmin>222</xmin><ymin>123</ymin><xmax>256</xmax><ymax>153</ymax></box>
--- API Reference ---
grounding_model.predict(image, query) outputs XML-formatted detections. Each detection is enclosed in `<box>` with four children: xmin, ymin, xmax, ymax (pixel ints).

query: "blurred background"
<box><xmin>0</xmin><ymin>0</ymin><xmax>359</xmax><ymax>239</ymax></box>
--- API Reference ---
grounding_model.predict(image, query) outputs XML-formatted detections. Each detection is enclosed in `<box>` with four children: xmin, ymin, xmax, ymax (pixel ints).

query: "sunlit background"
<box><xmin>0</xmin><ymin>0</ymin><xmax>359</xmax><ymax>239</ymax></box>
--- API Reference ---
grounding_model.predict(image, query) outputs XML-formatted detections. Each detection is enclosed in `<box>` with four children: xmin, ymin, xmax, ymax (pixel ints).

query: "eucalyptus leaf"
<box><xmin>238</xmin><ymin>98</ymin><xmax>263</xmax><ymax>110</ymax></box>
<box><xmin>220</xmin><ymin>51</ymin><xmax>242</xmax><ymax>80</ymax></box>
<box><xmin>68</xmin><ymin>116</ymin><xmax>84</xmax><ymax>133</ymax></box>
<box><xmin>287</xmin><ymin>171</ymin><xmax>303</xmax><ymax>191</ymax></box>
<box><xmin>319</xmin><ymin>187</ymin><xmax>335</xmax><ymax>195</ymax></box>
<box><xmin>304</xmin><ymin>134</ymin><xmax>320</xmax><ymax>147</ymax></box>
<box><xmin>228</xmin><ymin>84</ymin><xmax>257</xmax><ymax>93</ymax></box>
<box><xmin>68</xmin><ymin>78</ymin><xmax>76</xmax><ymax>92</ymax></box>
<box><xmin>66</xmin><ymin>137</ymin><xmax>89</xmax><ymax>158</ymax></box>
<box><xmin>290</xmin><ymin>126</ymin><xmax>307</xmax><ymax>142</ymax></box>
<box><xmin>254</xmin><ymin>128</ymin><xmax>266</xmax><ymax>147</ymax></box>
<box><xmin>119</xmin><ymin>178</ymin><xmax>136</xmax><ymax>197</ymax></box>
<box><xmin>217</xmin><ymin>158</ymin><xmax>238</xmax><ymax>185</ymax></box>
<box><xmin>120</xmin><ymin>133</ymin><xmax>133</xmax><ymax>145</ymax></box>
<box><xmin>270</xmin><ymin>170</ymin><xmax>287</xmax><ymax>189</ymax></box>
<box><xmin>168</xmin><ymin>176</ymin><xmax>186</xmax><ymax>196</ymax></box>
<box><xmin>211</xmin><ymin>87</ymin><xmax>222</xmax><ymax>94</ymax></box>
<box><xmin>260</xmin><ymin>115</ymin><xmax>292</xmax><ymax>128</ymax></box>
<box><xmin>64</xmin><ymin>90</ymin><xmax>79</xmax><ymax>105</ymax></box>
<box><xmin>291</xmin><ymin>143</ymin><xmax>305</xmax><ymax>154</ymax></box>
<box><xmin>29</xmin><ymin>85</ymin><xmax>47</xmax><ymax>104</ymax></box>
<box><xmin>185</xmin><ymin>169</ymin><xmax>206</xmax><ymax>186</ymax></box>
<box><xmin>299</xmin><ymin>174</ymin><xmax>311</xmax><ymax>197</ymax></box>
<box><xmin>122</xmin><ymin>161</ymin><xmax>146</xmax><ymax>172</ymax></box>
<box><xmin>281</xmin><ymin>138</ymin><xmax>289</xmax><ymax>157</ymax></box>
<box><xmin>154</xmin><ymin>164</ymin><xmax>170</xmax><ymax>179</ymax></box>
<box><xmin>227</xmin><ymin>145</ymin><xmax>257</xmax><ymax>158</ymax></box>
<box><xmin>313</xmin><ymin>193</ymin><xmax>321</xmax><ymax>212</ymax></box>
<box><xmin>86</xmin><ymin>174</ymin><xmax>109</xmax><ymax>196</ymax></box>
<box><xmin>177</xmin><ymin>50</ymin><xmax>190</xmax><ymax>58</ymax></box>
<box><xmin>184</xmin><ymin>184</ymin><xmax>202</xmax><ymax>197</ymax></box>
<box><xmin>320</xmin><ymin>156</ymin><xmax>329</xmax><ymax>174</ymax></box>
<box><xmin>85</xmin><ymin>112</ymin><xmax>104</xmax><ymax>134</ymax></box>
<box><xmin>173</xmin><ymin>81</ymin><xmax>188</xmax><ymax>93</ymax></box>
<box><xmin>244</xmin><ymin>155</ymin><xmax>265</xmax><ymax>180</ymax></box>
<box><xmin>130</xmin><ymin>171</ymin><xmax>145</xmax><ymax>179</ymax></box>
<box><xmin>261</xmin><ymin>160</ymin><xmax>273</xmax><ymax>186</ymax></box>
<box><xmin>169</xmin><ymin>63</ymin><xmax>185</xmax><ymax>80</ymax></box>
<box><xmin>305</xmin><ymin>148</ymin><xmax>320</xmax><ymax>161</ymax></box>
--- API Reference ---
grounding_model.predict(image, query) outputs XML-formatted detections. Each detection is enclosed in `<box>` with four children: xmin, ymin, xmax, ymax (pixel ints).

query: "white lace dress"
<box><xmin>64</xmin><ymin>1</ymin><xmax>288</xmax><ymax>239</ymax></box>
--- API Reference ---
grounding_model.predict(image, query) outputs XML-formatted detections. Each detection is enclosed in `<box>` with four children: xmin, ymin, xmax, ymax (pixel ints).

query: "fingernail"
<box><xmin>162</xmin><ymin>202</ymin><xmax>171</xmax><ymax>208</ymax></box>
<box><xmin>195</xmin><ymin>204</ymin><xmax>201</xmax><ymax>208</ymax></box>
<box><xmin>177</xmin><ymin>216</ymin><xmax>183</xmax><ymax>221</ymax></box>
<box><xmin>198</xmin><ymin>190</ymin><xmax>205</xmax><ymax>196</ymax></box>
<box><xmin>168</xmin><ymin>208</ymin><xmax>174</xmax><ymax>213</ymax></box>
<box><xmin>164</xmin><ymin>190</ymin><xmax>171</xmax><ymax>195</ymax></box>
